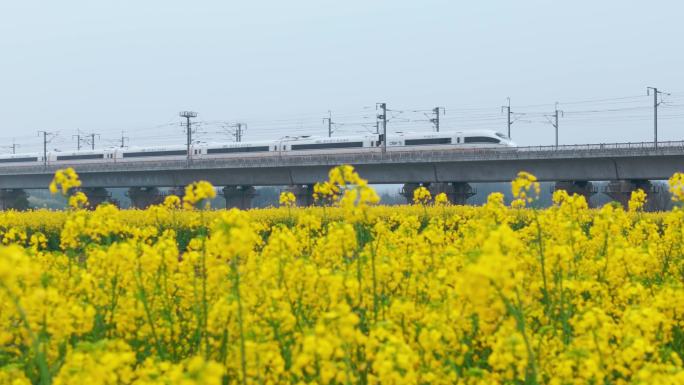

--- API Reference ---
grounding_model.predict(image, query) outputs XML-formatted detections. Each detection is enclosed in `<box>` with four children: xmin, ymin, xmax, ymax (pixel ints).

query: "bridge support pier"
<box><xmin>604</xmin><ymin>180</ymin><xmax>657</xmax><ymax>210</ymax></box>
<box><xmin>553</xmin><ymin>181</ymin><xmax>597</xmax><ymax>207</ymax></box>
<box><xmin>168</xmin><ymin>186</ymin><xmax>185</xmax><ymax>198</ymax></box>
<box><xmin>400</xmin><ymin>183</ymin><xmax>421</xmax><ymax>203</ymax></box>
<box><xmin>80</xmin><ymin>187</ymin><xmax>113</xmax><ymax>209</ymax></box>
<box><xmin>432</xmin><ymin>182</ymin><xmax>476</xmax><ymax>205</ymax></box>
<box><xmin>0</xmin><ymin>189</ymin><xmax>29</xmax><ymax>211</ymax></box>
<box><xmin>286</xmin><ymin>185</ymin><xmax>314</xmax><ymax>207</ymax></box>
<box><xmin>222</xmin><ymin>186</ymin><xmax>256</xmax><ymax>210</ymax></box>
<box><xmin>401</xmin><ymin>182</ymin><xmax>475</xmax><ymax>205</ymax></box>
<box><xmin>127</xmin><ymin>187</ymin><xmax>164</xmax><ymax>209</ymax></box>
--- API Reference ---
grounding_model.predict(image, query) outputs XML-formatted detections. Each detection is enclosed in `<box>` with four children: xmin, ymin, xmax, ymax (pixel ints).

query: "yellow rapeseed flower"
<box><xmin>511</xmin><ymin>170</ymin><xmax>540</xmax><ymax>207</ymax></box>
<box><xmin>628</xmin><ymin>188</ymin><xmax>647</xmax><ymax>212</ymax></box>
<box><xmin>183</xmin><ymin>181</ymin><xmax>217</xmax><ymax>210</ymax></box>
<box><xmin>412</xmin><ymin>186</ymin><xmax>431</xmax><ymax>205</ymax></box>
<box><xmin>67</xmin><ymin>191</ymin><xmax>89</xmax><ymax>209</ymax></box>
<box><xmin>279</xmin><ymin>191</ymin><xmax>296</xmax><ymax>207</ymax></box>
<box><xmin>2</xmin><ymin>167</ymin><xmax>684</xmax><ymax>385</ymax></box>
<box><xmin>162</xmin><ymin>195</ymin><xmax>181</xmax><ymax>209</ymax></box>
<box><xmin>668</xmin><ymin>172</ymin><xmax>684</xmax><ymax>202</ymax></box>
<box><xmin>49</xmin><ymin>167</ymin><xmax>82</xmax><ymax>196</ymax></box>
<box><xmin>434</xmin><ymin>192</ymin><xmax>449</xmax><ymax>206</ymax></box>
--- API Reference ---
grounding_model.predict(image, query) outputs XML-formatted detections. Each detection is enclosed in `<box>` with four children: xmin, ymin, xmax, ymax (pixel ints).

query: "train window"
<box><xmin>457</xmin><ymin>137</ymin><xmax>461</xmax><ymax>143</ymax></box>
<box><xmin>56</xmin><ymin>154</ymin><xmax>104</xmax><ymax>161</ymax></box>
<box><xmin>207</xmin><ymin>146</ymin><xmax>270</xmax><ymax>154</ymax></box>
<box><xmin>291</xmin><ymin>142</ymin><xmax>364</xmax><ymax>150</ymax></box>
<box><xmin>404</xmin><ymin>138</ymin><xmax>452</xmax><ymax>145</ymax></box>
<box><xmin>123</xmin><ymin>150</ymin><xmax>187</xmax><ymax>158</ymax></box>
<box><xmin>0</xmin><ymin>157</ymin><xmax>39</xmax><ymax>163</ymax></box>
<box><xmin>464</xmin><ymin>136</ymin><xmax>500</xmax><ymax>144</ymax></box>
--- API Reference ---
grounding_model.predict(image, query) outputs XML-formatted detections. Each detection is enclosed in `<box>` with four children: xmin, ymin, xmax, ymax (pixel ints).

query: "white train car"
<box><xmin>51</xmin><ymin>149</ymin><xmax>117</xmax><ymax>164</ymax></box>
<box><xmin>0</xmin><ymin>128</ymin><xmax>517</xmax><ymax>169</ymax></box>
<box><xmin>193</xmin><ymin>140</ymin><xmax>277</xmax><ymax>159</ymax></box>
<box><xmin>458</xmin><ymin>130</ymin><xmax>515</xmax><ymax>147</ymax></box>
<box><xmin>115</xmin><ymin>145</ymin><xmax>188</xmax><ymax>162</ymax></box>
<box><xmin>388</xmin><ymin>129</ymin><xmax>515</xmax><ymax>149</ymax></box>
<box><xmin>279</xmin><ymin>135</ymin><xmax>381</xmax><ymax>154</ymax></box>
<box><xmin>0</xmin><ymin>152</ymin><xmax>42</xmax><ymax>166</ymax></box>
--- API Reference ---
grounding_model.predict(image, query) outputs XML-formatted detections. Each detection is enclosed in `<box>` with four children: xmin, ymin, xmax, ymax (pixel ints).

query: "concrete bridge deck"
<box><xmin>0</xmin><ymin>140</ymin><xmax>682</xmax><ymax>189</ymax></box>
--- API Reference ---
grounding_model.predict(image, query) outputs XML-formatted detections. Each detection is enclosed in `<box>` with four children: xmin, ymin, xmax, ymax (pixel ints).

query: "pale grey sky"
<box><xmin>1</xmin><ymin>0</ymin><xmax>683</xmax><ymax>153</ymax></box>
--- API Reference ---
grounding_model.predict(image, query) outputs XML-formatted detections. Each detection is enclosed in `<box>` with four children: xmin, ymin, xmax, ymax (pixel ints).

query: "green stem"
<box><xmin>533</xmin><ymin>212</ymin><xmax>551</xmax><ymax>317</ymax></box>
<box><xmin>231</xmin><ymin>258</ymin><xmax>248</xmax><ymax>385</ymax></box>
<box><xmin>0</xmin><ymin>281</ymin><xmax>51</xmax><ymax>385</ymax></box>
<box><xmin>495</xmin><ymin>284</ymin><xmax>539</xmax><ymax>385</ymax></box>
<box><xmin>135</xmin><ymin>257</ymin><xmax>167</xmax><ymax>360</ymax></box>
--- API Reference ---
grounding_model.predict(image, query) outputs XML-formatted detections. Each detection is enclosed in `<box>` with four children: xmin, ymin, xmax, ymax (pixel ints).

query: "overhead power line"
<box><xmin>5</xmin><ymin>91</ymin><xmax>684</xmax><ymax>153</ymax></box>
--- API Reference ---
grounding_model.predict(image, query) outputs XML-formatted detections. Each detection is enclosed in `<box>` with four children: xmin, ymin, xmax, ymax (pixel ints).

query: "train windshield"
<box><xmin>495</xmin><ymin>132</ymin><xmax>509</xmax><ymax>139</ymax></box>
<box><xmin>464</xmin><ymin>136</ymin><xmax>500</xmax><ymax>144</ymax></box>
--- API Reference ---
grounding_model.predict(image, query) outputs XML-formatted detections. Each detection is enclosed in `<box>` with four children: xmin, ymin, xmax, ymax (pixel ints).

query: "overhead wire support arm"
<box><xmin>501</xmin><ymin>97</ymin><xmax>513</xmax><ymax>138</ymax></box>
<box><xmin>544</xmin><ymin>102</ymin><xmax>563</xmax><ymax>148</ymax></box>
<box><xmin>179</xmin><ymin>111</ymin><xmax>198</xmax><ymax>162</ymax></box>
<box><xmin>235</xmin><ymin>122</ymin><xmax>247</xmax><ymax>142</ymax></box>
<box><xmin>647</xmin><ymin>86</ymin><xmax>670</xmax><ymax>149</ymax></box>
<box><xmin>323</xmin><ymin>111</ymin><xmax>334</xmax><ymax>137</ymax></box>
<box><xmin>37</xmin><ymin>130</ymin><xmax>56</xmax><ymax>167</ymax></box>
<box><xmin>85</xmin><ymin>132</ymin><xmax>100</xmax><ymax>150</ymax></box>
<box><xmin>120</xmin><ymin>131</ymin><xmax>129</xmax><ymax>148</ymax></box>
<box><xmin>220</xmin><ymin>122</ymin><xmax>247</xmax><ymax>142</ymax></box>
<box><xmin>430</xmin><ymin>107</ymin><xmax>445</xmax><ymax>132</ymax></box>
<box><xmin>2</xmin><ymin>139</ymin><xmax>19</xmax><ymax>154</ymax></box>
<box><xmin>376</xmin><ymin>102</ymin><xmax>387</xmax><ymax>154</ymax></box>
<box><xmin>72</xmin><ymin>129</ymin><xmax>83</xmax><ymax>151</ymax></box>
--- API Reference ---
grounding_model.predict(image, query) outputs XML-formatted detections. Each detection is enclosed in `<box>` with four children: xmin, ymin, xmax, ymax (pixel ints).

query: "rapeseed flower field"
<box><xmin>1</xmin><ymin>165</ymin><xmax>684</xmax><ymax>384</ymax></box>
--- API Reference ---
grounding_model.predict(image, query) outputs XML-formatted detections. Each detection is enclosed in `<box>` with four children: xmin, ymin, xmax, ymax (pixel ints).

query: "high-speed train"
<box><xmin>0</xmin><ymin>129</ymin><xmax>515</xmax><ymax>166</ymax></box>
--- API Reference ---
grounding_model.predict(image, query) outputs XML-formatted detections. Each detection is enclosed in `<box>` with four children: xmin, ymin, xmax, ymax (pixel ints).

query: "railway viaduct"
<box><xmin>0</xmin><ymin>141</ymin><xmax>683</xmax><ymax>210</ymax></box>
